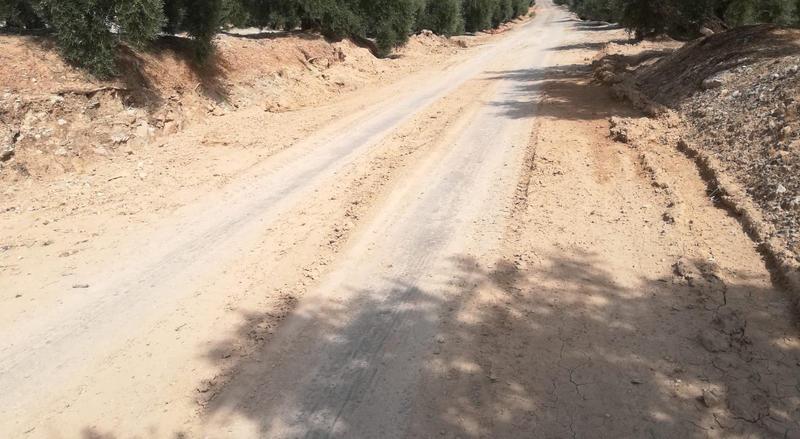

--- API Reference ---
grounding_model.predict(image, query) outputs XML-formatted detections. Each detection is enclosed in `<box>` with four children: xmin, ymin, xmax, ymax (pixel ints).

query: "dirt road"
<box><xmin>1</xmin><ymin>2</ymin><xmax>798</xmax><ymax>438</ymax></box>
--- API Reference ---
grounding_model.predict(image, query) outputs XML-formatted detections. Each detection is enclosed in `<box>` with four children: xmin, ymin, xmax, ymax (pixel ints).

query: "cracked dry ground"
<box><xmin>410</xmin><ymin>33</ymin><xmax>800</xmax><ymax>439</ymax></box>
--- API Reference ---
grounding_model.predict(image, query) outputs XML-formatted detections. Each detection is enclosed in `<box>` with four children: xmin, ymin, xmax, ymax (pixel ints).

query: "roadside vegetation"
<box><xmin>555</xmin><ymin>0</ymin><xmax>799</xmax><ymax>39</ymax></box>
<box><xmin>0</xmin><ymin>0</ymin><xmax>534</xmax><ymax>77</ymax></box>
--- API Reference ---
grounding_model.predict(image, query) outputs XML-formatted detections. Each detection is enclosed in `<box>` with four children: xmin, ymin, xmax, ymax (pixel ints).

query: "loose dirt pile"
<box><xmin>0</xmin><ymin>30</ymin><xmax>464</xmax><ymax>180</ymax></box>
<box><xmin>595</xmin><ymin>25</ymin><xmax>800</xmax><ymax>298</ymax></box>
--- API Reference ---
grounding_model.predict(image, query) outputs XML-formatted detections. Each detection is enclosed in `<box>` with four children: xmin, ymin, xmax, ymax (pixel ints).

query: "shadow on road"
<box><xmin>185</xmin><ymin>250</ymin><xmax>799</xmax><ymax>438</ymax></box>
<box><xmin>570</xmin><ymin>21</ymin><xmax>624</xmax><ymax>32</ymax></box>
<box><xmin>408</xmin><ymin>252</ymin><xmax>800</xmax><ymax>437</ymax></box>
<box><xmin>485</xmin><ymin>64</ymin><xmax>640</xmax><ymax>121</ymax></box>
<box><xmin>547</xmin><ymin>38</ymin><xmax>632</xmax><ymax>52</ymax></box>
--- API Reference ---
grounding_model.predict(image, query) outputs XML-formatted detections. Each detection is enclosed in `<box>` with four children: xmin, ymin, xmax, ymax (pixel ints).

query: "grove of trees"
<box><xmin>0</xmin><ymin>0</ymin><xmax>534</xmax><ymax>76</ymax></box>
<box><xmin>555</xmin><ymin>0</ymin><xmax>798</xmax><ymax>39</ymax></box>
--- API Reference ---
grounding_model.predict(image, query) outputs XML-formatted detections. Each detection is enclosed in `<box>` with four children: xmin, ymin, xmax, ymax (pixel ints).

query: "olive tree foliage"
<box><xmin>229</xmin><ymin>0</ymin><xmax>530</xmax><ymax>55</ymax></box>
<box><xmin>463</xmin><ymin>0</ymin><xmax>496</xmax><ymax>31</ymax></box>
<box><xmin>40</xmin><ymin>0</ymin><xmax>166</xmax><ymax>76</ymax></box>
<box><xmin>1</xmin><ymin>0</ymin><xmax>46</xmax><ymax>28</ymax></box>
<box><xmin>229</xmin><ymin>0</ymin><xmax>419</xmax><ymax>55</ymax></box>
<box><xmin>554</xmin><ymin>0</ymin><xmax>623</xmax><ymax>23</ymax></box>
<box><xmin>45</xmin><ymin>0</ymin><xmax>121</xmax><ymax>77</ymax></box>
<box><xmin>722</xmin><ymin>0</ymin><xmax>793</xmax><ymax>24</ymax></box>
<box><xmin>416</xmin><ymin>0</ymin><xmax>464</xmax><ymax>35</ymax></box>
<box><xmin>0</xmin><ymin>0</ymin><xmax>534</xmax><ymax>76</ymax></box>
<box><xmin>117</xmin><ymin>0</ymin><xmax>167</xmax><ymax>48</ymax></box>
<box><xmin>171</xmin><ymin>0</ymin><xmax>224</xmax><ymax>58</ymax></box>
<box><xmin>554</xmin><ymin>0</ymin><xmax>797</xmax><ymax>39</ymax></box>
<box><xmin>0</xmin><ymin>0</ymin><xmax>217</xmax><ymax>76</ymax></box>
<box><xmin>462</xmin><ymin>0</ymin><xmax>532</xmax><ymax>32</ymax></box>
<box><xmin>361</xmin><ymin>0</ymin><xmax>420</xmax><ymax>55</ymax></box>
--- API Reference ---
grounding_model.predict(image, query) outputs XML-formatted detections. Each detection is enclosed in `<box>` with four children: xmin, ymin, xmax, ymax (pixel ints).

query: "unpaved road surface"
<box><xmin>2</xmin><ymin>2</ymin><xmax>799</xmax><ymax>438</ymax></box>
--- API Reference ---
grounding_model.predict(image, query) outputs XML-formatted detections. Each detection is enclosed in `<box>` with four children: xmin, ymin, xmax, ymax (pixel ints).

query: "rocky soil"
<box><xmin>595</xmin><ymin>25</ymin><xmax>800</xmax><ymax>298</ymax></box>
<box><xmin>0</xmin><ymin>29</ymin><xmax>468</xmax><ymax>181</ymax></box>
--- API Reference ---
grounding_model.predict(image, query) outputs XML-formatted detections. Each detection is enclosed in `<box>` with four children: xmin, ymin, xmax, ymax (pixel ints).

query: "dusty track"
<box><xmin>1</xmin><ymin>2</ymin><xmax>798</xmax><ymax>438</ymax></box>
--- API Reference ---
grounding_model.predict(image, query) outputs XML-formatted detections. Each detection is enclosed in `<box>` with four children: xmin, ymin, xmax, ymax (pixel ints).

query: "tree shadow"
<box><xmin>116</xmin><ymin>35</ymin><xmax>232</xmax><ymax>109</ymax></box>
<box><xmin>81</xmin><ymin>427</ymin><xmax>188</xmax><ymax>439</ymax></box>
<box><xmin>575</xmin><ymin>22</ymin><xmax>623</xmax><ymax>31</ymax></box>
<box><xmin>484</xmin><ymin>64</ymin><xmax>641</xmax><ymax>120</ymax></box>
<box><xmin>412</xmin><ymin>252</ymin><xmax>800</xmax><ymax>437</ymax></box>
<box><xmin>199</xmin><ymin>275</ymin><xmax>452</xmax><ymax>437</ymax></box>
<box><xmin>195</xmin><ymin>250</ymin><xmax>800</xmax><ymax>438</ymax></box>
<box><xmin>221</xmin><ymin>29</ymin><xmax>321</xmax><ymax>41</ymax></box>
<box><xmin>548</xmin><ymin>38</ymin><xmax>634</xmax><ymax>52</ymax></box>
<box><xmin>7</xmin><ymin>33</ymin><xmax>233</xmax><ymax>110</ymax></box>
<box><xmin>606</xmin><ymin>47</ymin><xmax>678</xmax><ymax>66</ymax></box>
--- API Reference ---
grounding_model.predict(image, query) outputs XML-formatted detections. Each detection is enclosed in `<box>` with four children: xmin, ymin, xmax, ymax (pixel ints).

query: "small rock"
<box><xmin>162</xmin><ymin>120</ymin><xmax>180</xmax><ymax>135</ymax></box>
<box><xmin>110</xmin><ymin>132</ymin><xmax>130</xmax><ymax>144</ymax></box>
<box><xmin>54</xmin><ymin>147</ymin><xmax>68</xmax><ymax>157</ymax></box>
<box><xmin>196</xmin><ymin>379</ymin><xmax>215</xmax><ymax>393</ymax></box>
<box><xmin>72</xmin><ymin>283</ymin><xmax>90</xmax><ymax>289</ymax></box>
<box><xmin>699</xmin><ymin>329</ymin><xmax>729</xmax><ymax>353</ymax></box>
<box><xmin>700</xmin><ymin>389</ymin><xmax>722</xmax><ymax>408</ymax></box>
<box><xmin>134</xmin><ymin>122</ymin><xmax>153</xmax><ymax>139</ymax></box>
<box><xmin>0</xmin><ymin>146</ymin><xmax>14</xmax><ymax>162</ymax></box>
<box><xmin>610</xmin><ymin>127</ymin><xmax>628</xmax><ymax>143</ymax></box>
<box><xmin>776</xmin><ymin>184</ymin><xmax>787</xmax><ymax>195</ymax></box>
<box><xmin>701</xmin><ymin>77</ymin><xmax>724</xmax><ymax>90</ymax></box>
<box><xmin>609</xmin><ymin>117</ymin><xmax>629</xmax><ymax>143</ymax></box>
<box><xmin>699</xmin><ymin>27</ymin><xmax>714</xmax><ymax>37</ymax></box>
<box><xmin>672</xmin><ymin>258</ymin><xmax>697</xmax><ymax>285</ymax></box>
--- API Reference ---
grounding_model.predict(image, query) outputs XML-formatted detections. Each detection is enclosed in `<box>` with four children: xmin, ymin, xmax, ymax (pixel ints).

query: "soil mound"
<box><xmin>0</xmin><ymin>30</ymin><xmax>461</xmax><ymax>180</ymax></box>
<box><xmin>597</xmin><ymin>25</ymin><xmax>800</xmax><ymax>271</ymax></box>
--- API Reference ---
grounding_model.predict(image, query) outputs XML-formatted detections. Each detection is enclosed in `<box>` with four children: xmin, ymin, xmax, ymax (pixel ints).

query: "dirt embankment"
<box><xmin>594</xmin><ymin>25</ymin><xmax>800</xmax><ymax>301</ymax></box>
<box><xmin>0</xmin><ymin>30</ymin><xmax>467</xmax><ymax>180</ymax></box>
<box><xmin>0</xmin><ymin>17</ymin><xmax>537</xmax><ymax>297</ymax></box>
